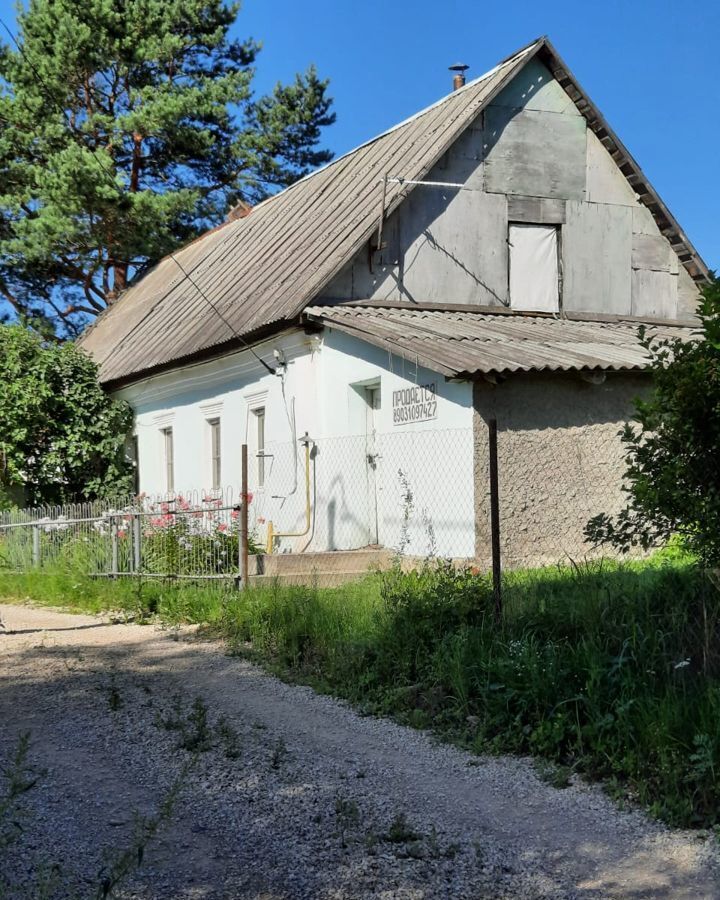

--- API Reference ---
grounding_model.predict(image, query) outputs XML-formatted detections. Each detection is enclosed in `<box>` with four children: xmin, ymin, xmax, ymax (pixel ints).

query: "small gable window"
<box><xmin>508</xmin><ymin>224</ymin><xmax>560</xmax><ymax>313</ymax></box>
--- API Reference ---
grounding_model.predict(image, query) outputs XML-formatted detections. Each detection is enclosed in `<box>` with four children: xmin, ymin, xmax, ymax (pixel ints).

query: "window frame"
<box><xmin>131</xmin><ymin>434</ymin><xmax>140</xmax><ymax>495</ymax></box>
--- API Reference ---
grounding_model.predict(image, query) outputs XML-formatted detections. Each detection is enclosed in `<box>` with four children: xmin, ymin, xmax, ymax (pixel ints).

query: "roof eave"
<box><xmin>99</xmin><ymin>319</ymin><xmax>299</xmax><ymax>391</ymax></box>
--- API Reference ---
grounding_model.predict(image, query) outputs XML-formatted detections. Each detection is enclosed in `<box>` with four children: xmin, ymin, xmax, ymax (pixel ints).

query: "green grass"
<box><xmin>2</xmin><ymin>550</ymin><xmax>720</xmax><ymax>828</ymax></box>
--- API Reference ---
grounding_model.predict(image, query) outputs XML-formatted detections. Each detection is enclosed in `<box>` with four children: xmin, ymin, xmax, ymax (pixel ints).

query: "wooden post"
<box><xmin>240</xmin><ymin>444</ymin><xmax>249</xmax><ymax>590</ymax></box>
<box><xmin>488</xmin><ymin>417</ymin><xmax>502</xmax><ymax>621</ymax></box>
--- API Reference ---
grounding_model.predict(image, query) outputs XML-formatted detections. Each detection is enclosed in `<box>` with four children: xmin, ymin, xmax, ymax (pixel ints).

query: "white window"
<box><xmin>161</xmin><ymin>427</ymin><xmax>174</xmax><ymax>493</ymax></box>
<box><xmin>208</xmin><ymin>418</ymin><xmax>221</xmax><ymax>490</ymax></box>
<box><xmin>509</xmin><ymin>224</ymin><xmax>560</xmax><ymax>312</ymax></box>
<box><xmin>254</xmin><ymin>408</ymin><xmax>266</xmax><ymax>488</ymax></box>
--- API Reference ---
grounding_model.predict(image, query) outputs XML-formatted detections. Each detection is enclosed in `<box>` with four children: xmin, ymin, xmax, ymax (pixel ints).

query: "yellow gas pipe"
<box><xmin>265</xmin><ymin>434</ymin><xmax>313</xmax><ymax>554</ymax></box>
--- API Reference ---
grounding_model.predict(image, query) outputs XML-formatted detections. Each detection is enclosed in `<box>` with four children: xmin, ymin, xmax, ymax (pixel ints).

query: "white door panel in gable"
<box><xmin>509</xmin><ymin>224</ymin><xmax>559</xmax><ymax>312</ymax></box>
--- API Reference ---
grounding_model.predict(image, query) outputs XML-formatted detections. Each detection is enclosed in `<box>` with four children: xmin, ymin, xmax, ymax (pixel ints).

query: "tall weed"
<box><xmin>3</xmin><ymin>553</ymin><xmax>720</xmax><ymax>826</ymax></box>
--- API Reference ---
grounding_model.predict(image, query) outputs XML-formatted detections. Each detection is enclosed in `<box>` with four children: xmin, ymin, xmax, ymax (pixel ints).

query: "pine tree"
<box><xmin>0</xmin><ymin>0</ymin><xmax>335</xmax><ymax>333</ymax></box>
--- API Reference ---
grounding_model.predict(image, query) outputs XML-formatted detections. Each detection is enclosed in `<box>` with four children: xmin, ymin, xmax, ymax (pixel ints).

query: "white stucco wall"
<box><xmin>309</xmin><ymin>329</ymin><xmax>475</xmax><ymax>557</ymax></box>
<box><xmin>117</xmin><ymin>327</ymin><xmax>475</xmax><ymax>558</ymax></box>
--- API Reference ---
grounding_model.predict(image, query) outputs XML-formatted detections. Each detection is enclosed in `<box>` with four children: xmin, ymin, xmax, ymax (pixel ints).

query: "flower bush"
<box><xmin>140</xmin><ymin>494</ymin><xmax>260</xmax><ymax>576</ymax></box>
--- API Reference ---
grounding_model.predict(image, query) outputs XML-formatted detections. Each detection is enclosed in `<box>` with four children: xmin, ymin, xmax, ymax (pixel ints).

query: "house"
<box><xmin>79</xmin><ymin>37</ymin><xmax>710</xmax><ymax>570</ymax></box>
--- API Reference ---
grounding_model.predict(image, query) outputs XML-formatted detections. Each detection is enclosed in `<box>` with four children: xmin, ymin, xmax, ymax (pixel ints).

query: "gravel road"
<box><xmin>1</xmin><ymin>602</ymin><xmax>719</xmax><ymax>899</ymax></box>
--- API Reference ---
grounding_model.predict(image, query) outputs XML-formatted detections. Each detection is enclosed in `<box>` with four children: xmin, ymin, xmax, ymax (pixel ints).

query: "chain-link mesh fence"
<box><xmin>0</xmin><ymin>427</ymin><xmax>633</xmax><ymax>586</ymax></box>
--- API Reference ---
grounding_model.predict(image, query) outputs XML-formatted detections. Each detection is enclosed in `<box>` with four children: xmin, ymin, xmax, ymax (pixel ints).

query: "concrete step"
<box><xmin>251</xmin><ymin>548</ymin><xmax>393</xmax><ymax>577</ymax></box>
<box><xmin>249</xmin><ymin>570</ymin><xmax>378</xmax><ymax>588</ymax></box>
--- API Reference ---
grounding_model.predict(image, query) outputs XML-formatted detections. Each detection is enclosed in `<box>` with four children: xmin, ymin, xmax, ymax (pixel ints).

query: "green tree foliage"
<box><xmin>0</xmin><ymin>0</ymin><xmax>334</xmax><ymax>333</ymax></box>
<box><xmin>586</xmin><ymin>276</ymin><xmax>720</xmax><ymax>566</ymax></box>
<box><xmin>0</xmin><ymin>325</ymin><xmax>134</xmax><ymax>505</ymax></box>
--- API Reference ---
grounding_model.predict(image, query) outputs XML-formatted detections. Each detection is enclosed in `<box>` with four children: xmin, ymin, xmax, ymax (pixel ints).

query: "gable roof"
<box><xmin>80</xmin><ymin>37</ymin><xmax>710</xmax><ymax>387</ymax></box>
<box><xmin>304</xmin><ymin>304</ymin><xmax>696</xmax><ymax>377</ymax></box>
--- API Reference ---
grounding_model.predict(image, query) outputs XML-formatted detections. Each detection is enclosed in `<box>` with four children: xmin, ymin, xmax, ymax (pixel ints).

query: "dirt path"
<box><xmin>1</xmin><ymin>602</ymin><xmax>719</xmax><ymax>899</ymax></box>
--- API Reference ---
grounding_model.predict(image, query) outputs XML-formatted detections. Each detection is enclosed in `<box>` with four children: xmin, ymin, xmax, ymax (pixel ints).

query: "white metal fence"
<box><xmin>0</xmin><ymin>489</ymin><xmax>245</xmax><ymax>580</ymax></box>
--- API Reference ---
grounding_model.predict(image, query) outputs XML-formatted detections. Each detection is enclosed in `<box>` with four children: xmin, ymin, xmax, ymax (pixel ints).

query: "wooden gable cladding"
<box><xmin>483</xmin><ymin>107</ymin><xmax>587</xmax><ymax>200</ymax></box>
<box><xmin>507</xmin><ymin>197</ymin><xmax>566</xmax><ymax>224</ymax></box>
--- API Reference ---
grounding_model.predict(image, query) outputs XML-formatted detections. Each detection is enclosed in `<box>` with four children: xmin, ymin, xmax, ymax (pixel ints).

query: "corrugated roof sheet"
<box><xmin>80</xmin><ymin>41</ymin><xmax>540</xmax><ymax>385</ymax></box>
<box><xmin>79</xmin><ymin>36</ymin><xmax>709</xmax><ymax>387</ymax></box>
<box><xmin>304</xmin><ymin>305</ymin><xmax>697</xmax><ymax>376</ymax></box>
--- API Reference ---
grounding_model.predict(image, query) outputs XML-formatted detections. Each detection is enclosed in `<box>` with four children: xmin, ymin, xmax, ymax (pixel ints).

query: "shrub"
<box><xmin>586</xmin><ymin>275</ymin><xmax>720</xmax><ymax>567</ymax></box>
<box><xmin>0</xmin><ymin>325</ymin><xmax>133</xmax><ymax>506</ymax></box>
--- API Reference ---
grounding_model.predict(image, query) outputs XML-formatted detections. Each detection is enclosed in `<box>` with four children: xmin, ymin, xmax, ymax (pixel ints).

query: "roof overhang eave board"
<box><xmin>99</xmin><ymin>319</ymin><xmax>302</xmax><ymax>391</ymax></box>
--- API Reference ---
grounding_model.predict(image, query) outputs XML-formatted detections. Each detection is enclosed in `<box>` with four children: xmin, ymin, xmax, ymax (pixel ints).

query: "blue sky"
<box><xmin>0</xmin><ymin>0</ymin><xmax>717</xmax><ymax>267</ymax></box>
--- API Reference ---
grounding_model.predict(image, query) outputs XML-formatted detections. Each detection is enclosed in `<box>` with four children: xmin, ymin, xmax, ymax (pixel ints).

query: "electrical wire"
<box><xmin>0</xmin><ymin>16</ymin><xmax>276</xmax><ymax>376</ymax></box>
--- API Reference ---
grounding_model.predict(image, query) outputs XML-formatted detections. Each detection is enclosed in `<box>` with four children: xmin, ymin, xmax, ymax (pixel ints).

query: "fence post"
<box><xmin>240</xmin><ymin>443</ymin><xmax>249</xmax><ymax>590</ymax></box>
<box><xmin>488</xmin><ymin>417</ymin><xmax>502</xmax><ymax>621</ymax></box>
<box><xmin>132</xmin><ymin>513</ymin><xmax>142</xmax><ymax>573</ymax></box>
<box><xmin>32</xmin><ymin>524</ymin><xmax>40</xmax><ymax>569</ymax></box>
<box><xmin>111</xmin><ymin>516</ymin><xmax>118</xmax><ymax>576</ymax></box>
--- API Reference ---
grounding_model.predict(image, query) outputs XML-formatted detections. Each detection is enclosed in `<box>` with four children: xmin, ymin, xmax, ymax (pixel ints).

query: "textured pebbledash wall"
<box><xmin>473</xmin><ymin>373</ymin><xmax>650</xmax><ymax>569</ymax></box>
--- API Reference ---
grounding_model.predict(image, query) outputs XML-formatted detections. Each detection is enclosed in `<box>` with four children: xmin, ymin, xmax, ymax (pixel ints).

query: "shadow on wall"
<box><xmin>474</xmin><ymin>371</ymin><xmax>649</xmax><ymax>433</ymax></box>
<box><xmin>329</xmin><ymin>109</ymin><xmax>523</xmax><ymax>307</ymax></box>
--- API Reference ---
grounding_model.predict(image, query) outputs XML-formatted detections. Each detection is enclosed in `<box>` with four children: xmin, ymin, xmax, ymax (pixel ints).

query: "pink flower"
<box><xmin>217</xmin><ymin>523</ymin><xmax>228</xmax><ymax>533</ymax></box>
<box><xmin>149</xmin><ymin>514</ymin><xmax>175</xmax><ymax>528</ymax></box>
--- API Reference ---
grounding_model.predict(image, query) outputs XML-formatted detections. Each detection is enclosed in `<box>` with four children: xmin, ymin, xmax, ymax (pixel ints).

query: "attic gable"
<box><xmin>320</xmin><ymin>53</ymin><xmax>704</xmax><ymax>320</ymax></box>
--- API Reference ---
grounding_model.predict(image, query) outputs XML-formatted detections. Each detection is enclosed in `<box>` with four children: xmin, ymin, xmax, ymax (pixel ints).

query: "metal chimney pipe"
<box><xmin>449</xmin><ymin>63</ymin><xmax>469</xmax><ymax>91</ymax></box>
